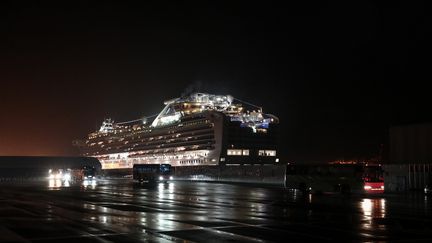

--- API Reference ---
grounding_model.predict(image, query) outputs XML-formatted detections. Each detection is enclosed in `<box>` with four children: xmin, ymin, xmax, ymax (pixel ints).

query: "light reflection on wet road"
<box><xmin>1</xmin><ymin>179</ymin><xmax>432</xmax><ymax>242</ymax></box>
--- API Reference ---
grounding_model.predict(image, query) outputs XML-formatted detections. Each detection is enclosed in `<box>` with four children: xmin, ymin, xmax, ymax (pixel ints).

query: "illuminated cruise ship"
<box><xmin>74</xmin><ymin>93</ymin><xmax>279</xmax><ymax>170</ymax></box>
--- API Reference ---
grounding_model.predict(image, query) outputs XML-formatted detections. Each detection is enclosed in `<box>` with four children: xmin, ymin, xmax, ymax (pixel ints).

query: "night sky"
<box><xmin>1</xmin><ymin>1</ymin><xmax>430</xmax><ymax>162</ymax></box>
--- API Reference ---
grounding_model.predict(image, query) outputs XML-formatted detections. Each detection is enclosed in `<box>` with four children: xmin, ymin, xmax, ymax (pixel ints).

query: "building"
<box><xmin>384</xmin><ymin>123</ymin><xmax>432</xmax><ymax>191</ymax></box>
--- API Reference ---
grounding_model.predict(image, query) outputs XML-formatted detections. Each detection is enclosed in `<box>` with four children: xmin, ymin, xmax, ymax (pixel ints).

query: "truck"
<box><xmin>284</xmin><ymin>163</ymin><xmax>384</xmax><ymax>194</ymax></box>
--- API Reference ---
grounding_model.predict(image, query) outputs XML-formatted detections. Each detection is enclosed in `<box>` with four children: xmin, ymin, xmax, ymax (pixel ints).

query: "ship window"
<box><xmin>259</xmin><ymin>150</ymin><xmax>277</xmax><ymax>156</ymax></box>
<box><xmin>227</xmin><ymin>149</ymin><xmax>242</xmax><ymax>156</ymax></box>
<box><xmin>242</xmin><ymin>149</ymin><xmax>249</xmax><ymax>156</ymax></box>
<box><xmin>266</xmin><ymin>150</ymin><xmax>276</xmax><ymax>156</ymax></box>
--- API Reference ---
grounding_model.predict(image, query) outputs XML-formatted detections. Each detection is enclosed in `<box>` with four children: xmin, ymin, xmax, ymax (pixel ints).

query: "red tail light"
<box><xmin>364</xmin><ymin>182</ymin><xmax>384</xmax><ymax>193</ymax></box>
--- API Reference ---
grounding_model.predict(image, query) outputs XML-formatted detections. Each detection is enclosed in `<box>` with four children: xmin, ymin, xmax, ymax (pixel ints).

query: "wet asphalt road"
<box><xmin>1</xmin><ymin>179</ymin><xmax>432</xmax><ymax>242</ymax></box>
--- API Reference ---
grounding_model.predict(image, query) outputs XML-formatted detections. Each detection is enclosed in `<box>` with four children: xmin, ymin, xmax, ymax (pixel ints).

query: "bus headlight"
<box><xmin>159</xmin><ymin>176</ymin><xmax>163</xmax><ymax>181</ymax></box>
<box><xmin>63</xmin><ymin>173</ymin><xmax>71</xmax><ymax>181</ymax></box>
<box><xmin>169</xmin><ymin>176</ymin><xmax>173</xmax><ymax>180</ymax></box>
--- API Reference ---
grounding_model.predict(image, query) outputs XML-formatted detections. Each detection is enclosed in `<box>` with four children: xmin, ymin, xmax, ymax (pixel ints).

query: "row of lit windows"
<box><xmin>121</xmin><ymin>127</ymin><xmax>211</xmax><ymax>143</ymax></box>
<box><xmin>105</xmin><ymin>149</ymin><xmax>211</xmax><ymax>161</ymax></box>
<box><xmin>179</xmin><ymin>160</ymin><xmax>205</xmax><ymax>164</ymax></box>
<box><xmin>89</xmin><ymin>118</ymin><xmax>210</xmax><ymax>142</ymax></box>
<box><xmin>89</xmin><ymin>132</ymin><xmax>213</xmax><ymax>148</ymax></box>
<box><xmin>158</xmin><ymin>118</ymin><xmax>209</xmax><ymax>129</ymax></box>
<box><xmin>180</xmin><ymin>119</ymin><xmax>211</xmax><ymax>127</ymax></box>
<box><xmin>227</xmin><ymin>149</ymin><xmax>249</xmax><ymax>156</ymax></box>
<box><xmin>227</xmin><ymin>149</ymin><xmax>276</xmax><ymax>157</ymax></box>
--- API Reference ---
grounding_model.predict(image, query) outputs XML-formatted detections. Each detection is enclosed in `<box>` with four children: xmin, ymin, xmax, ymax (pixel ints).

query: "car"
<box><xmin>424</xmin><ymin>184</ymin><xmax>432</xmax><ymax>195</ymax></box>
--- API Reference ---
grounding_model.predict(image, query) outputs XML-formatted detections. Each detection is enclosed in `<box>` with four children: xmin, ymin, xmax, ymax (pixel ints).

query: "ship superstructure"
<box><xmin>74</xmin><ymin>93</ymin><xmax>279</xmax><ymax>170</ymax></box>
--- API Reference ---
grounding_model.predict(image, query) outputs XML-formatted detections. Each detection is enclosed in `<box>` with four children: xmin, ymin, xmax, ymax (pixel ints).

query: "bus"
<box><xmin>48</xmin><ymin>165</ymin><xmax>98</xmax><ymax>182</ymax></box>
<box><xmin>133</xmin><ymin>164</ymin><xmax>173</xmax><ymax>184</ymax></box>
<box><xmin>83</xmin><ymin>166</ymin><xmax>97</xmax><ymax>180</ymax></box>
<box><xmin>284</xmin><ymin>163</ymin><xmax>384</xmax><ymax>194</ymax></box>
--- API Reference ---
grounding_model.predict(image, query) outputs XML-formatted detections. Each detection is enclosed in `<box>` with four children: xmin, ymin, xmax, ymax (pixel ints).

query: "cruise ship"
<box><xmin>74</xmin><ymin>93</ymin><xmax>279</xmax><ymax>170</ymax></box>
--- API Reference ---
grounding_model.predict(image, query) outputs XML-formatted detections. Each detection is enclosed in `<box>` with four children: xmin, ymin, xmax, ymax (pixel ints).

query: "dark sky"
<box><xmin>0</xmin><ymin>1</ymin><xmax>430</xmax><ymax>162</ymax></box>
